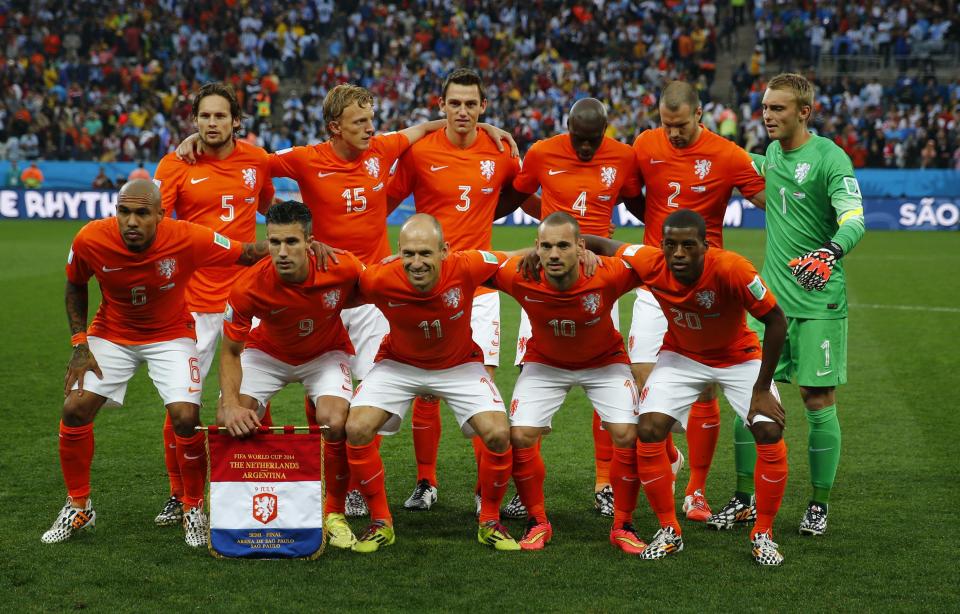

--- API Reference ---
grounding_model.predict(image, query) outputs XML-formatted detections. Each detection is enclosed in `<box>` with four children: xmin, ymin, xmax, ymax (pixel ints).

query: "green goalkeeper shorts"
<box><xmin>748</xmin><ymin>315</ymin><xmax>847</xmax><ymax>388</ymax></box>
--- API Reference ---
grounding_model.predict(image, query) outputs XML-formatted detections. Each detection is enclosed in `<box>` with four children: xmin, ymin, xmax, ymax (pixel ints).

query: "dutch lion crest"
<box><xmin>156</xmin><ymin>257</ymin><xmax>177</xmax><ymax>280</ymax></box>
<box><xmin>581</xmin><ymin>292</ymin><xmax>601</xmax><ymax>314</ymax></box>
<box><xmin>794</xmin><ymin>162</ymin><xmax>811</xmax><ymax>183</ymax></box>
<box><xmin>252</xmin><ymin>493</ymin><xmax>277</xmax><ymax>524</ymax></box>
<box><xmin>480</xmin><ymin>159</ymin><xmax>495</xmax><ymax>181</ymax></box>
<box><xmin>242</xmin><ymin>167</ymin><xmax>257</xmax><ymax>189</ymax></box>
<box><xmin>695</xmin><ymin>289</ymin><xmax>716</xmax><ymax>309</ymax></box>
<box><xmin>600</xmin><ymin>166</ymin><xmax>616</xmax><ymax>188</ymax></box>
<box><xmin>323</xmin><ymin>289</ymin><xmax>341</xmax><ymax>309</ymax></box>
<box><xmin>364</xmin><ymin>156</ymin><xmax>381</xmax><ymax>178</ymax></box>
<box><xmin>442</xmin><ymin>287</ymin><xmax>462</xmax><ymax>309</ymax></box>
<box><xmin>694</xmin><ymin>159</ymin><xmax>712</xmax><ymax>180</ymax></box>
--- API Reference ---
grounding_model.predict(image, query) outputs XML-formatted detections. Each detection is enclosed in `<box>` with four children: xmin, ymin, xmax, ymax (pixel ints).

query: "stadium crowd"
<box><xmin>1</xmin><ymin>0</ymin><xmax>959</xmax><ymax>169</ymax></box>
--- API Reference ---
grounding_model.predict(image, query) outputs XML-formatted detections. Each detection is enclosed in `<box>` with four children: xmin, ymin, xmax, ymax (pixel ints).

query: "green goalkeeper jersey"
<box><xmin>759</xmin><ymin>134</ymin><xmax>865</xmax><ymax>319</ymax></box>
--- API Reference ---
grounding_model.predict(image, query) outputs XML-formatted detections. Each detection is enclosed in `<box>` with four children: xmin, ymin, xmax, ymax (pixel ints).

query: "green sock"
<box><xmin>733</xmin><ymin>415</ymin><xmax>756</xmax><ymax>498</ymax></box>
<box><xmin>807</xmin><ymin>405</ymin><xmax>842</xmax><ymax>505</ymax></box>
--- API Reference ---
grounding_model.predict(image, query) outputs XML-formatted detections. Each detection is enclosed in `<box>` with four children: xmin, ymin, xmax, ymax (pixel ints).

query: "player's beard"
<box><xmin>200</xmin><ymin>130</ymin><xmax>233</xmax><ymax>152</ymax></box>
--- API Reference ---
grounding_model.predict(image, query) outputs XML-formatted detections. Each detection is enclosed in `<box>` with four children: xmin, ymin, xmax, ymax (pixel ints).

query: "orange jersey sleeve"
<box><xmin>267</xmin><ymin>132</ymin><xmax>410</xmax><ymax>264</ymax></box>
<box><xmin>68</xmin><ymin>218</ymin><xmax>243</xmax><ymax>345</ymax></box>
<box><xmin>154</xmin><ymin>142</ymin><xmax>274</xmax><ymax>313</ymax></box>
<box><xmin>633</xmin><ymin>127</ymin><xmax>762</xmax><ymax>249</ymax></box>
<box><xmin>494</xmin><ymin>255</ymin><xmax>635</xmax><ymax>369</ymax></box>
<box><xmin>360</xmin><ymin>250</ymin><xmax>505</xmax><ymax>369</ymax></box>
<box><xmin>223</xmin><ymin>253</ymin><xmax>362</xmax><ymax>365</ymax></box>
<box><xmin>618</xmin><ymin>244</ymin><xmax>777</xmax><ymax>367</ymax></box>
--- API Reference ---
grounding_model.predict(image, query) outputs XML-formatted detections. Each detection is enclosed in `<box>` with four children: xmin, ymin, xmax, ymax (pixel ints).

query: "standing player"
<box><xmin>344</xmin><ymin>214</ymin><xmax>521</xmax><ymax>553</ymax></box>
<box><xmin>503</xmin><ymin>97</ymin><xmax>644</xmax><ymax>518</ymax></box>
<box><xmin>386</xmin><ymin>68</ymin><xmax>520</xmax><ymax>512</ymax></box>
<box><xmin>586</xmin><ymin>210</ymin><xmax>790</xmax><ymax>566</ymax></box>
<box><xmin>42</xmin><ymin>180</ymin><xmax>266</xmax><ymax>547</ymax></box>
<box><xmin>217</xmin><ymin>201</ymin><xmax>365</xmax><ymax>549</ymax></box>
<box><xmin>151</xmin><ymin>82</ymin><xmax>275</xmax><ymax>528</ymax></box>
<box><xmin>491</xmin><ymin>213</ymin><xmax>647</xmax><ymax>553</ymax></box>
<box><xmin>710</xmin><ymin>73</ymin><xmax>864</xmax><ymax>536</ymax></box>
<box><xmin>629</xmin><ymin>80</ymin><xmax>766</xmax><ymax>522</ymax></box>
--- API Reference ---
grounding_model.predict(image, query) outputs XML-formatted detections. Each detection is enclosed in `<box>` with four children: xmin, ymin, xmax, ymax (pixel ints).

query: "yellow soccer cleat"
<box><xmin>352</xmin><ymin>520</ymin><xmax>395</xmax><ymax>554</ymax></box>
<box><xmin>325</xmin><ymin>513</ymin><xmax>357</xmax><ymax>549</ymax></box>
<box><xmin>478</xmin><ymin>520</ymin><xmax>520</xmax><ymax>551</ymax></box>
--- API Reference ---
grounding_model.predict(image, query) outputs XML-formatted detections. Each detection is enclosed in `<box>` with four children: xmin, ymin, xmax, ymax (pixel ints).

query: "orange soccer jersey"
<box><xmin>513</xmin><ymin>134</ymin><xmax>642</xmax><ymax>237</ymax></box>
<box><xmin>223</xmin><ymin>253</ymin><xmax>363</xmax><ymax>365</ymax></box>
<box><xmin>268</xmin><ymin>133</ymin><xmax>409</xmax><ymax>264</ymax></box>
<box><xmin>153</xmin><ymin>140</ymin><xmax>275</xmax><ymax>313</ymax></box>
<box><xmin>494</xmin><ymin>255</ymin><xmax>635</xmax><ymax>370</ymax></box>
<box><xmin>359</xmin><ymin>250</ymin><xmax>505</xmax><ymax>370</ymax></box>
<box><xmin>617</xmin><ymin>244</ymin><xmax>777</xmax><ymax>367</ymax></box>
<box><xmin>66</xmin><ymin>218</ymin><xmax>243</xmax><ymax>345</ymax></box>
<box><xmin>633</xmin><ymin>127</ymin><xmax>763</xmax><ymax>249</ymax></box>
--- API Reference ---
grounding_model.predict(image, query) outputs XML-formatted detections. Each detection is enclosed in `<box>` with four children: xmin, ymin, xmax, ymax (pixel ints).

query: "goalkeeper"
<box><xmin>712</xmin><ymin>73</ymin><xmax>864</xmax><ymax>538</ymax></box>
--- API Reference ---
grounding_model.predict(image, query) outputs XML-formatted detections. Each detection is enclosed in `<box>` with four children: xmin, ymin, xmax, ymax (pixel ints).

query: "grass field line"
<box><xmin>850</xmin><ymin>302</ymin><xmax>960</xmax><ymax>313</ymax></box>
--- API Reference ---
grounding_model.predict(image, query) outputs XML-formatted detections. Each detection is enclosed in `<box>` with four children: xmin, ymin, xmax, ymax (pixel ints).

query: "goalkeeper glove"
<box><xmin>788</xmin><ymin>241</ymin><xmax>843</xmax><ymax>291</ymax></box>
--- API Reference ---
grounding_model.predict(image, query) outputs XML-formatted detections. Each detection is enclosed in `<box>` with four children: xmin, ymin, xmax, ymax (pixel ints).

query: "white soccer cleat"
<box><xmin>345</xmin><ymin>489</ymin><xmax>369</xmax><ymax>518</ymax></box>
<box><xmin>799</xmin><ymin>502</ymin><xmax>828</xmax><ymax>536</ymax></box>
<box><xmin>594</xmin><ymin>485</ymin><xmax>614</xmax><ymax>518</ymax></box>
<box><xmin>639</xmin><ymin>526</ymin><xmax>684</xmax><ymax>560</ymax></box>
<box><xmin>403</xmin><ymin>479</ymin><xmax>438</xmax><ymax>511</ymax></box>
<box><xmin>752</xmin><ymin>530</ymin><xmax>784</xmax><ymax>566</ymax></box>
<box><xmin>41</xmin><ymin>497</ymin><xmax>96</xmax><ymax>544</ymax></box>
<box><xmin>182</xmin><ymin>505</ymin><xmax>209</xmax><ymax>548</ymax></box>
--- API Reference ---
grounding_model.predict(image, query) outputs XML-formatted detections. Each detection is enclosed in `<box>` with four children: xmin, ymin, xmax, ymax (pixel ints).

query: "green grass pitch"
<box><xmin>1</xmin><ymin>221</ymin><xmax>957</xmax><ymax>612</ymax></box>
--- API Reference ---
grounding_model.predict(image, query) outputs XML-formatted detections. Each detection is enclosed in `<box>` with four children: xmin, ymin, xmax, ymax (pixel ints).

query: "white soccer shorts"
<box><xmin>192</xmin><ymin>311</ymin><xmax>224</xmax><ymax>380</ymax></box>
<box><xmin>472</xmin><ymin>292</ymin><xmax>501</xmax><ymax>367</ymax></box>
<box><xmin>71</xmin><ymin>336</ymin><xmax>202</xmax><ymax>407</ymax></box>
<box><xmin>627</xmin><ymin>287</ymin><xmax>667</xmax><ymax>364</ymax></box>
<box><xmin>639</xmin><ymin>351</ymin><xmax>780</xmax><ymax>429</ymax></box>
<box><xmin>515</xmin><ymin>299</ymin><xmax>620</xmax><ymax>365</ymax></box>
<box><xmin>350</xmin><ymin>359</ymin><xmax>506</xmax><ymax>437</ymax></box>
<box><xmin>239</xmin><ymin>348</ymin><xmax>354</xmax><ymax>408</ymax></box>
<box><xmin>340</xmin><ymin>303</ymin><xmax>389</xmax><ymax>380</ymax></box>
<box><xmin>509</xmin><ymin>362</ymin><xmax>639</xmax><ymax>428</ymax></box>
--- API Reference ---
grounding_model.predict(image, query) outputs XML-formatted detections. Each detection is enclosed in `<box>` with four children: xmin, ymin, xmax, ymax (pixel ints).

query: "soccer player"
<box><xmin>344</xmin><ymin>214</ymin><xmax>521</xmax><ymax>553</ymax></box>
<box><xmin>586</xmin><ymin>209</ymin><xmax>790</xmax><ymax>566</ymax></box>
<box><xmin>151</xmin><ymin>82</ymin><xmax>275</xmax><ymax>528</ymax></box>
<box><xmin>43</xmin><ymin>179</ymin><xmax>267</xmax><ymax>547</ymax></box>
<box><xmin>712</xmin><ymin>73</ymin><xmax>864</xmax><ymax>536</ymax></box>
<box><xmin>386</xmin><ymin>68</ymin><xmax>521</xmax><ymax>512</ymax></box>
<box><xmin>491</xmin><ymin>212</ymin><xmax>647</xmax><ymax>553</ymax></box>
<box><xmin>218</xmin><ymin>201</ymin><xmax>365</xmax><ymax>549</ymax></box>
<box><xmin>503</xmin><ymin>97</ymin><xmax>644</xmax><ymax>519</ymax></box>
<box><xmin>630</xmin><ymin>80</ymin><xmax>766</xmax><ymax>522</ymax></box>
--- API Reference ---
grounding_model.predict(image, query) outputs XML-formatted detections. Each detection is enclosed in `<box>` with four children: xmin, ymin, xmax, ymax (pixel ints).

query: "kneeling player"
<box><xmin>217</xmin><ymin>201</ymin><xmax>365</xmax><ymax>549</ymax></box>
<box><xmin>587</xmin><ymin>210</ymin><xmax>790</xmax><ymax>565</ymax></box>
<box><xmin>43</xmin><ymin>180</ymin><xmax>265</xmax><ymax>547</ymax></box>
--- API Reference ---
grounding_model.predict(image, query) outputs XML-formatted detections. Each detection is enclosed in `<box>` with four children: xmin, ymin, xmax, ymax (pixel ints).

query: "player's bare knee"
<box><xmin>481</xmin><ymin>428</ymin><xmax>510</xmax><ymax>453</ymax></box>
<box><xmin>61</xmin><ymin>392</ymin><xmax>98</xmax><ymax>426</ymax></box>
<box><xmin>167</xmin><ymin>402</ymin><xmax>200</xmax><ymax>436</ymax></box>
<box><xmin>605</xmin><ymin>423</ymin><xmax>638</xmax><ymax>448</ymax></box>
<box><xmin>637</xmin><ymin>414</ymin><xmax>671</xmax><ymax>443</ymax></box>
<box><xmin>510</xmin><ymin>426</ymin><xmax>542</xmax><ymax>450</ymax></box>
<box><xmin>345</xmin><ymin>406</ymin><xmax>384</xmax><ymax>446</ymax></box>
<box><xmin>750</xmin><ymin>421</ymin><xmax>782</xmax><ymax>445</ymax></box>
<box><xmin>314</xmin><ymin>397</ymin><xmax>349</xmax><ymax>440</ymax></box>
<box><xmin>800</xmin><ymin>386</ymin><xmax>835</xmax><ymax>410</ymax></box>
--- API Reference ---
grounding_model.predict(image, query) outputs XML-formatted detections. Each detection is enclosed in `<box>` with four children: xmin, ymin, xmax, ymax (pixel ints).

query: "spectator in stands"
<box><xmin>92</xmin><ymin>166</ymin><xmax>114</xmax><ymax>189</ymax></box>
<box><xmin>128</xmin><ymin>163</ymin><xmax>150</xmax><ymax>182</ymax></box>
<box><xmin>20</xmin><ymin>162</ymin><xmax>44</xmax><ymax>188</ymax></box>
<box><xmin>6</xmin><ymin>161</ymin><xmax>22</xmax><ymax>188</ymax></box>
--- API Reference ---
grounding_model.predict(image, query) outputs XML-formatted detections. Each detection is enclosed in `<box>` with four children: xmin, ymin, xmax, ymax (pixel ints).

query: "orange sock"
<box><xmin>348</xmin><ymin>435</ymin><xmax>381</xmax><ymax>494</ymax></box>
<box><xmin>478</xmin><ymin>443</ymin><xmax>512</xmax><ymax>524</ymax></box>
<box><xmin>611</xmin><ymin>444</ymin><xmax>640</xmax><ymax>527</ymax></box>
<box><xmin>59</xmin><ymin>421</ymin><xmax>93</xmax><ymax>505</ymax></box>
<box><xmin>685</xmin><ymin>399</ymin><xmax>721</xmax><ymax>496</ymax></box>
<box><xmin>472</xmin><ymin>436</ymin><xmax>484</xmax><ymax>494</ymax></box>
<box><xmin>665</xmin><ymin>432</ymin><xmax>679</xmax><ymax>464</ymax></box>
<box><xmin>174</xmin><ymin>431</ymin><xmax>207</xmax><ymax>509</ymax></box>
<box><xmin>162</xmin><ymin>414</ymin><xmax>183</xmax><ymax>498</ymax></box>
<box><xmin>592</xmin><ymin>411</ymin><xmax>612</xmax><ymax>489</ymax></box>
<box><xmin>304</xmin><ymin>396</ymin><xmax>318</xmax><ymax>426</ymax></box>
<box><xmin>752</xmin><ymin>439</ymin><xmax>788</xmax><ymax>538</ymax></box>
<box><xmin>637</xmin><ymin>440</ymin><xmax>680</xmax><ymax>534</ymax></box>
<box><xmin>323</xmin><ymin>438</ymin><xmax>349</xmax><ymax>515</ymax></box>
<box><xmin>512</xmin><ymin>444</ymin><xmax>546</xmax><ymax>523</ymax></box>
<box><xmin>411</xmin><ymin>397</ymin><xmax>441</xmax><ymax>486</ymax></box>
<box><xmin>346</xmin><ymin>440</ymin><xmax>391</xmax><ymax>524</ymax></box>
<box><xmin>261</xmin><ymin>401</ymin><xmax>274</xmax><ymax>428</ymax></box>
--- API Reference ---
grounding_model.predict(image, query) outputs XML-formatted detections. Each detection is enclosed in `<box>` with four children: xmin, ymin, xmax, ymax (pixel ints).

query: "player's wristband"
<box><xmin>823</xmin><ymin>240</ymin><xmax>844</xmax><ymax>259</ymax></box>
<box><xmin>71</xmin><ymin>332</ymin><xmax>88</xmax><ymax>347</ymax></box>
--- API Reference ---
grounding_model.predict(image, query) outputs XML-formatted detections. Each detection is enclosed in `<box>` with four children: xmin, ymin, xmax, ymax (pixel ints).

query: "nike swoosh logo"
<box><xmin>523</xmin><ymin>295</ymin><xmax>545</xmax><ymax>303</ymax></box>
<box><xmin>650</xmin><ymin>159</ymin><xmax>665</xmax><ymax>164</ymax></box>
<box><xmin>184</xmin><ymin>452</ymin><xmax>203</xmax><ymax>460</ymax></box>
<box><xmin>335</xmin><ymin>474</ymin><xmax>349</xmax><ymax>481</ymax></box>
<box><xmin>761</xmin><ymin>474</ymin><xmax>786</xmax><ymax>483</ymax></box>
<box><xmin>188</xmin><ymin>387</ymin><xmax>202</xmax><ymax>393</ymax></box>
<box><xmin>516</xmin><ymin>475</ymin><xmax>533</xmax><ymax>482</ymax></box>
<box><xmin>701</xmin><ymin>423</ymin><xmax>720</xmax><ymax>429</ymax></box>
<box><xmin>816</xmin><ymin>369</ymin><xmax>833</xmax><ymax>376</ymax></box>
<box><xmin>640</xmin><ymin>475</ymin><xmax>664</xmax><ymax>486</ymax></box>
<box><xmin>547</xmin><ymin>169</ymin><xmax>566</xmax><ymax>175</ymax></box>
<box><xmin>360</xmin><ymin>469</ymin><xmax>383</xmax><ymax>485</ymax></box>
<box><xmin>190</xmin><ymin>177</ymin><xmax>209</xmax><ymax>184</ymax></box>
<box><xmin>167</xmin><ymin>444</ymin><xmax>177</xmax><ymax>449</ymax></box>
<box><xmin>317</xmin><ymin>171</ymin><xmax>336</xmax><ymax>178</ymax></box>
<box><xmin>487</xmin><ymin>350</ymin><xmax>497</xmax><ymax>356</ymax></box>
<box><xmin>411</xmin><ymin>425</ymin><xmax>431</xmax><ymax>430</ymax></box>
<box><xmin>430</xmin><ymin>165</ymin><xmax>448</xmax><ymax>172</ymax></box>
<box><xmin>101</xmin><ymin>266</ymin><xmax>123</xmax><ymax>272</ymax></box>
<box><xmin>809</xmin><ymin>447</ymin><xmax>834</xmax><ymax>453</ymax></box>
<box><xmin>270</xmin><ymin>307</ymin><xmax>288</xmax><ymax>315</ymax></box>
<box><xmin>387</xmin><ymin>301</ymin><xmax>408</xmax><ymax>307</ymax></box>
<box><xmin>493</xmin><ymin>481</ymin><xmax>509</xmax><ymax>488</ymax></box>
<box><xmin>622</xmin><ymin>476</ymin><xmax>637</xmax><ymax>482</ymax></box>
<box><xmin>341</xmin><ymin>385</ymin><xmax>352</xmax><ymax>393</ymax></box>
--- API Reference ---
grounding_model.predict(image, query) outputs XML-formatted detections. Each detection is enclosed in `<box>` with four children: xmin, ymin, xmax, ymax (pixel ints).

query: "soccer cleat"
<box><xmin>352</xmin><ymin>520</ymin><xmax>395</xmax><ymax>553</ymax></box>
<box><xmin>705</xmin><ymin>494</ymin><xmax>756</xmax><ymax>530</ymax></box>
<box><xmin>682</xmin><ymin>489</ymin><xmax>712</xmax><ymax>522</ymax></box>
<box><xmin>671</xmin><ymin>449</ymin><xmax>685</xmax><ymax>494</ymax></box>
<box><xmin>639</xmin><ymin>526</ymin><xmax>683</xmax><ymax>560</ymax></box>
<box><xmin>324</xmin><ymin>513</ymin><xmax>357</xmax><ymax>549</ymax></box>
<box><xmin>500</xmin><ymin>492</ymin><xmax>528</xmax><ymax>519</ymax></box>
<box><xmin>182</xmin><ymin>505</ymin><xmax>209</xmax><ymax>548</ymax></box>
<box><xmin>609</xmin><ymin>522</ymin><xmax>647</xmax><ymax>555</ymax></box>
<box><xmin>403</xmin><ymin>479</ymin><xmax>438</xmax><ymax>511</ymax></box>
<box><xmin>478</xmin><ymin>520</ymin><xmax>521</xmax><ymax>551</ymax></box>
<box><xmin>41</xmin><ymin>497</ymin><xmax>96</xmax><ymax>544</ymax></box>
<box><xmin>154</xmin><ymin>495</ymin><xmax>184</xmax><ymax>527</ymax></box>
<box><xmin>593</xmin><ymin>485</ymin><xmax>614</xmax><ymax>518</ymax></box>
<box><xmin>799</xmin><ymin>502</ymin><xmax>829</xmax><ymax>536</ymax></box>
<box><xmin>344</xmin><ymin>489</ymin><xmax>369</xmax><ymax>518</ymax></box>
<box><xmin>752</xmin><ymin>530</ymin><xmax>784</xmax><ymax>566</ymax></box>
<box><xmin>518</xmin><ymin>518</ymin><xmax>552</xmax><ymax>551</ymax></box>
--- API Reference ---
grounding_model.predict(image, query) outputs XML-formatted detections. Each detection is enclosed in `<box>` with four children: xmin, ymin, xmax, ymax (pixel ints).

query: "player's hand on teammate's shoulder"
<box><xmin>478</xmin><ymin>123</ymin><xmax>519</xmax><ymax>157</ymax></box>
<box><xmin>580</xmin><ymin>249</ymin><xmax>602</xmax><ymax>277</ymax></box>
<box><xmin>379</xmin><ymin>253</ymin><xmax>400</xmax><ymax>265</ymax></box>
<box><xmin>310</xmin><ymin>241</ymin><xmax>343</xmax><ymax>271</ymax></box>
<box><xmin>516</xmin><ymin>248</ymin><xmax>540</xmax><ymax>281</ymax></box>
<box><xmin>218</xmin><ymin>402</ymin><xmax>262</xmax><ymax>438</ymax></box>
<box><xmin>174</xmin><ymin>133</ymin><xmax>204</xmax><ymax>164</ymax></box>
<box><xmin>64</xmin><ymin>344</ymin><xmax>102</xmax><ymax>398</ymax></box>
<box><xmin>747</xmin><ymin>387</ymin><xmax>785</xmax><ymax>428</ymax></box>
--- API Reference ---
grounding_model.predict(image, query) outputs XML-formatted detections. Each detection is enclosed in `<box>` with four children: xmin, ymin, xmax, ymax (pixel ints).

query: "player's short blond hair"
<box><xmin>767</xmin><ymin>73</ymin><xmax>814</xmax><ymax>111</ymax></box>
<box><xmin>322</xmin><ymin>84</ymin><xmax>374</xmax><ymax>135</ymax></box>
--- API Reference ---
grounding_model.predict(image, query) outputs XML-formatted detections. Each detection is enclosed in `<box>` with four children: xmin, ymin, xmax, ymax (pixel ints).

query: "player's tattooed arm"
<box><xmin>236</xmin><ymin>240</ymin><xmax>270</xmax><ymax>266</ymax></box>
<box><xmin>65</xmin><ymin>281</ymin><xmax>88</xmax><ymax>336</ymax></box>
<box><xmin>748</xmin><ymin>304</ymin><xmax>787</xmax><ymax>429</ymax></box>
<box><xmin>64</xmin><ymin>281</ymin><xmax>102</xmax><ymax>397</ymax></box>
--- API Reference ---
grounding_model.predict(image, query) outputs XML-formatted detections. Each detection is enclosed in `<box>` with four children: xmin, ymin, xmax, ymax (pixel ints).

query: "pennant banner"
<box><xmin>207</xmin><ymin>428</ymin><xmax>325</xmax><ymax>559</ymax></box>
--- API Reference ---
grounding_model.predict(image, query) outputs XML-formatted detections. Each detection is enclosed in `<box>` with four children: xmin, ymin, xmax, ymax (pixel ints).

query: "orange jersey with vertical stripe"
<box><xmin>633</xmin><ymin>127</ymin><xmax>763</xmax><ymax>248</ymax></box>
<box><xmin>222</xmin><ymin>253</ymin><xmax>363</xmax><ymax>365</ymax></box>
<box><xmin>617</xmin><ymin>244</ymin><xmax>777</xmax><ymax>367</ymax></box>
<box><xmin>66</xmin><ymin>218</ymin><xmax>244</xmax><ymax>345</ymax></box>
<box><xmin>268</xmin><ymin>133</ymin><xmax>409</xmax><ymax>264</ymax></box>
<box><xmin>493</xmin><ymin>256</ymin><xmax>635</xmax><ymax>370</ymax></box>
<box><xmin>153</xmin><ymin>140</ymin><xmax>275</xmax><ymax>313</ymax></box>
<box><xmin>513</xmin><ymin>134</ymin><xmax>642</xmax><ymax>237</ymax></box>
<box><xmin>359</xmin><ymin>250</ymin><xmax>506</xmax><ymax>370</ymax></box>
